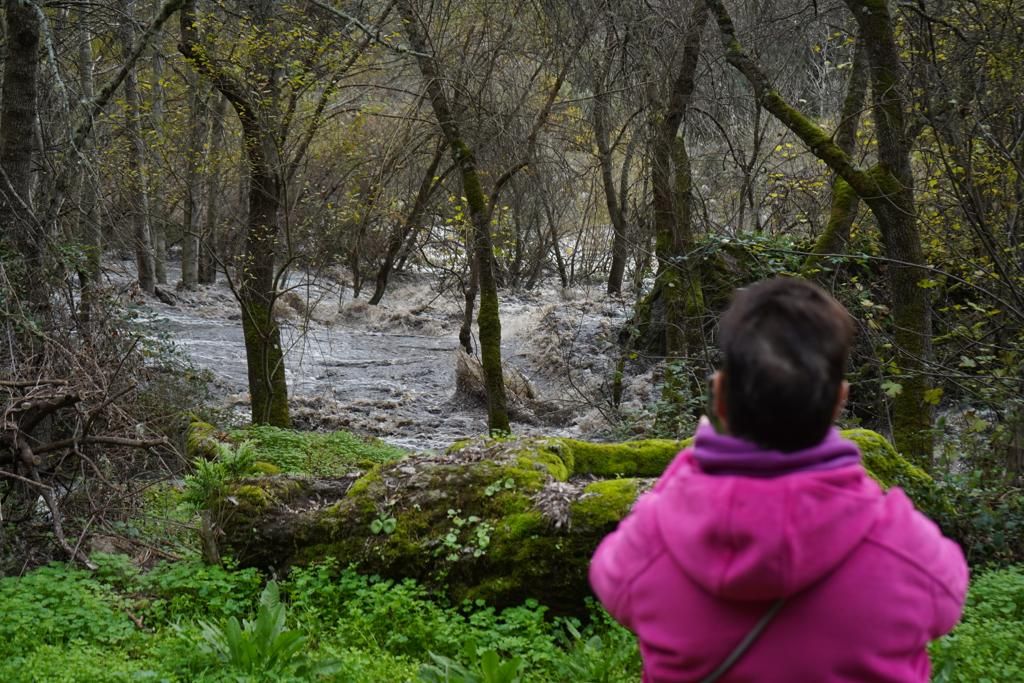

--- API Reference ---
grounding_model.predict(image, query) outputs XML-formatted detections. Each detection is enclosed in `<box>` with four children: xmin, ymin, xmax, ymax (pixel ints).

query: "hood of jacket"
<box><xmin>656</xmin><ymin>423</ymin><xmax>884</xmax><ymax>601</ymax></box>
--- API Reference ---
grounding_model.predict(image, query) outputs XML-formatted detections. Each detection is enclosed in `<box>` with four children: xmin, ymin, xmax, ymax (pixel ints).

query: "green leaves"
<box><xmin>882</xmin><ymin>380</ymin><xmax>903</xmax><ymax>398</ymax></box>
<box><xmin>196</xmin><ymin>581</ymin><xmax>340</xmax><ymax>680</ymax></box>
<box><xmin>370</xmin><ymin>514</ymin><xmax>397</xmax><ymax>535</ymax></box>
<box><xmin>418</xmin><ymin>641</ymin><xmax>524</xmax><ymax>683</ymax></box>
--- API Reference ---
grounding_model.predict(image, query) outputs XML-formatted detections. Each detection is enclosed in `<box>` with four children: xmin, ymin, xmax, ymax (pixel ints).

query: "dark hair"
<box><xmin>718</xmin><ymin>277</ymin><xmax>854</xmax><ymax>452</ymax></box>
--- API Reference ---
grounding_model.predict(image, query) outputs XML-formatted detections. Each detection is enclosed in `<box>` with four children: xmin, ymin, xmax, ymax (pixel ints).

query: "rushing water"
<box><xmin>122</xmin><ymin>263</ymin><xmax>632</xmax><ymax>452</ymax></box>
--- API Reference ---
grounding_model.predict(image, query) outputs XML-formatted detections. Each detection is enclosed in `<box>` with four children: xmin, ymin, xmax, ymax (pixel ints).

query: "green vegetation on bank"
<box><xmin>0</xmin><ymin>555</ymin><xmax>1020</xmax><ymax>682</ymax></box>
<box><xmin>0</xmin><ymin>556</ymin><xmax>639</xmax><ymax>682</ymax></box>
<box><xmin>2</xmin><ymin>424</ymin><xmax>1019</xmax><ymax>682</ymax></box>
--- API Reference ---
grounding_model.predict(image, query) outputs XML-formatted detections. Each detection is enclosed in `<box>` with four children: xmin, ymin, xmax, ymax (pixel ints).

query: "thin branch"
<box><xmin>308</xmin><ymin>0</ymin><xmax>427</xmax><ymax>57</ymax></box>
<box><xmin>33</xmin><ymin>435</ymin><xmax>168</xmax><ymax>456</ymax></box>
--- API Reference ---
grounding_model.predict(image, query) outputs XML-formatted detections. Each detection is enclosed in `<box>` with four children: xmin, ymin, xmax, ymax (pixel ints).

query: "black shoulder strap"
<box><xmin>699</xmin><ymin>598</ymin><xmax>786</xmax><ymax>683</ymax></box>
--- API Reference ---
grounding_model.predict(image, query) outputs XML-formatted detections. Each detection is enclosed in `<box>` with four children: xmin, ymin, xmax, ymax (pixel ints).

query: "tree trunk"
<box><xmin>150</xmin><ymin>0</ymin><xmax>168</xmax><ymax>289</ymax></box>
<box><xmin>369</xmin><ymin>146</ymin><xmax>443</xmax><ymax>306</ymax></box>
<box><xmin>803</xmin><ymin>36</ymin><xmax>868</xmax><ymax>274</ymax></box>
<box><xmin>199</xmin><ymin>94</ymin><xmax>227</xmax><ymax>285</ymax></box>
<box><xmin>848</xmin><ymin>0</ymin><xmax>933</xmax><ymax>460</ymax></box>
<box><xmin>240</xmin><ymin>142</ymin><xmax>290</xmax><ymax>427</ymax></box>
<box><xmin>121</xmin><ymin>12</ymin><xmax>156</xmax><ymax>295</ymax></box>
<box><xmin>650</xmin><ymin>1</ymin><xmax>708</xmax><ymax>377</ymax></box>
<box><xmin>397</xmin><ymin>0</ymin><xmax>510</xmax><ymax>433</ymax></box>
<box><xmin>594</xmin><ymin>27</ymin><xmax>628</xmax><ymax>296</ymax></box>
<box><xmin>75</xmin><ymin>14</ymin><xmax>102</xmax><ymax>308</ymax></box>
<box><xmin>179</xmin><ymin>0</ymin><xmax>289</xmax><ymax>427</ymax></box>
<box><xmin>180</xmin><ymin>71</ymin><xmax>205</xmax><ymax>290</ymax></box>
<box><xmin>0</xmin><ymin>0</ymin><xmax>42</xmax><ymax>304</ymax></box>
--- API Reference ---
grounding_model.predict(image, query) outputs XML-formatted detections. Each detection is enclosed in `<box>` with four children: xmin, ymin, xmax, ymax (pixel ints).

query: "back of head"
<box><xmin>718</xmin><ymin>277</ymin><xmax>854</xmax><ymax>452</ymax></box>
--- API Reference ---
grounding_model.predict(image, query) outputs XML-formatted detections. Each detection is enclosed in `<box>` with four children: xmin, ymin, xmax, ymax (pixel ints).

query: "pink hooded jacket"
<box><xmin>589</xmin><ymin>421</ymin><xmax>968</xmax><ymax>682</ymax></box>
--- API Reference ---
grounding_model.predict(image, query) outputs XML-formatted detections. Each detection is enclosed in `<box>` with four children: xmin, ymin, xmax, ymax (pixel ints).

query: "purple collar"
<box><xmin>691</xmin><ymin>419</ymin><xmax>861</xmax><ymax>477</ymax></box>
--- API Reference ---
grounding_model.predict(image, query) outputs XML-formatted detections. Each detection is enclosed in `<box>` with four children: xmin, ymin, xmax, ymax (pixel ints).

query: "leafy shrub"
<box><xmin>183</xmin><ymin>440</ymin><xmax>258</xmax><ymax>508</ymax></box>
<box><xmin>931</xmin><ymin>566</ymin><xmax>1024</xmax><ymax>682</ymax></box>
<box><xmin>420</xmin><ymin>642</ymin><xmax>524</xmax><ymax>683</ymax></box>
<box><xmin>196</xmin><ymin>581</ymin><xmax>339</xmax><ymax>681</ymax></box>
<box><xmin>929</xmin><ymin>471</ymin><xmax>1024</xmax><ymax>566</ymax></box>
<box><xmin>0</xmin><ymin>564</ymin><xmax>135</xmax><ymax>657</ymax></box>
<box><xmin>139</xmin><ymin>559</ymin><xmax>263</xmax><ymax>626</ymax></box>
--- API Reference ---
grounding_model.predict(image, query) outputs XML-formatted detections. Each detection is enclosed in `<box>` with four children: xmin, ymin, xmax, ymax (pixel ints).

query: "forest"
<box><xmin>0</xmin><ymin>0</ymin><xmax>1023</xmax><ymax>680</ymax></box>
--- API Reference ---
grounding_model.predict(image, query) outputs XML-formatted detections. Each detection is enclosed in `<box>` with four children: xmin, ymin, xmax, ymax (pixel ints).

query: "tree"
<box><xmin>706</xmin><ymin>0</ymin><xmax>936</xmax><ymax>461</ymax></box>
<box><xmin>0</xmin><ymin>0</ymin><xmax>42</xmax><ymax>307</ymax></box>
<box><xmin>178</xmin><ymin>0</ymin><xmax>373</xmax><ymax>426</ymax></box>
<box><xmin>395</xmin><ymin>0</ymin><xmax>511</xmax><ymax>433</ymax></box>
<box><xmin>120</xmin><ymin>0</ymin><xmax>158</xmax><ymax>295</ymax></box>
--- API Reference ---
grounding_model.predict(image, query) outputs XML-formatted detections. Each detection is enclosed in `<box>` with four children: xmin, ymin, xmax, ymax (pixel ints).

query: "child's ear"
<box><xmin>832</xmin><ymin>380</ymin><xmax>850</xmax><ymax>422</ymax></box>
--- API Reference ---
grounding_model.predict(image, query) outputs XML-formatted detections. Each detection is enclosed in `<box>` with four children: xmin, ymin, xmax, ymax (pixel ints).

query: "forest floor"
<box><xmin>111</xmin><ymin>261</ymin><xmax>656</xmax><ymax>450</ymax></box>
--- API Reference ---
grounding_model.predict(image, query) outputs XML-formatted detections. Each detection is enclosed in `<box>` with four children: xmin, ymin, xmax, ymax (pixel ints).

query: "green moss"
<box><xmin>186</xmin><ymin>421</ymin><xmax>220</xmax><ymax>461</ymax></box>
<box><xmin>557</xmin><ymin>438</ymin><xmax>690</xmax><ymax>477</ymax></box>
<box><xmin>233</xmin><ymin>484</ymin><xmax>272</xmax><ymax>509</ymax></box>
<box><xmin>252</xmin><ymin>461</ymin><xmax>281</xmax><ymax>475</ymax></box>
<box><xmin>496</xmin><ymin>512</ymin><xmax>545</xmax><ymax>539</ymax></box>
<box><xmin>347</xmin><ymin>466</ymin><xmax>383</xmax><ymax>499</ymax></box>
<box><xmin>843</xmin><ymin>428</ymin><xmax>946</xmax><ymax>513</ymax></box>
<box><xmin>516</xmin><ymin>453</ymin><xmax>569</xmax><ymax>482</ymax></box>
<box><xmin>571</xmin><ymin>479</ymin><xmax>639</xmax><ymax>529</ymax></box>
<box><xmin>446</xmin><ymin>438</ymin><xmax>473</xmax><ymax>454</ymax></box>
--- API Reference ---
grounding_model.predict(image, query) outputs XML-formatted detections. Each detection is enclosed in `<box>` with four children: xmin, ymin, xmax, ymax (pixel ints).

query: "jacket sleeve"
<box><xmin>590</xmin><ymin>447</ymin><xmax>693</xmax><ymax>629</ymax></box>
<box><xmin>929</xmin><ymin>535</ymin><xmax>969</xmax><ymax>638</ymax></box>
<box><xmin>589</xmin><ymin>495</ymin><xmax>649</xmax><ymax>629</ymax></box>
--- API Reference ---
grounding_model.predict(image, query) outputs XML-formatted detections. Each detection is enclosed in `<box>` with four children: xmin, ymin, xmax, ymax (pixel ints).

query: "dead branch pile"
<box><xmin>0</xmin><ymin>267</ymin><xmax>197</xmax><ymax>572</ymax></box>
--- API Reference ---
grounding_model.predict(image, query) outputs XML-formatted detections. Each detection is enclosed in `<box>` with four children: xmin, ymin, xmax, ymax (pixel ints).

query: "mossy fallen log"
<box><xmin>203</xmin><ymin>426</ymin><xmax>939</xmax><ymax>613</ymax></box>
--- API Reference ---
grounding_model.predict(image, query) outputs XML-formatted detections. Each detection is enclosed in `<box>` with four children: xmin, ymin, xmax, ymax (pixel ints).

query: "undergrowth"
<box><xmin>2</xmin><ymin>553</ymin><xmax>1018</xmax><ymax>681</ymax></box>
<box><xmin>228</xmin><ymin>424</ymin><xmax>407</xmax><ymax>475</ymax></box>
<box><xmin>0</xmin><ymin>556</ymin><xmax>640</xmax><ymax>682</ymax></box>
<box><xmin>931</xmin><ymin>566</ymin><xmax>1024</xmax><ymax>682</ymax></box>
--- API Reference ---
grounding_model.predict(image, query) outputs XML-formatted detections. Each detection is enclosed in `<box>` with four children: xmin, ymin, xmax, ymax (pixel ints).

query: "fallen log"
<box><xmin>204</xmin><ymin>426</ymin><xmax>939</xmax><ymax>613</ymax></box>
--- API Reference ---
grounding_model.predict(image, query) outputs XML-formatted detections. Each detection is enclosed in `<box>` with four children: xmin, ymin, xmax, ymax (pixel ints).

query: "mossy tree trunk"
<box><xmin>397</xmin><ymin>0</ymin><xmax>510</xmax><ymax>433</ymax></box>
<box><xmin>238</xmin><ymin>141</ymin><xmax>290</xmax><ymax>427</ymax></box>
<box><xmin>848</xmin><ymin>0</ymin><xmax>933</xmax><ymax>461</ymax></box>
<box><xmin>707</xmin><ymin>0</ymin><xmax>935</xmax><ymax>463</ymax></box>
<box><xmin>648</xmin><ymin>2</ymin><xmax>709</xmax><ymax>420</ymax></box>
<box><xmin>179</xmin><ymin>0</ymin><xmax>289</xmax><ymax>427</ymax></box>
<box><xmin>208</xmin><ymin>429</ymin><xmax>939</xmax><ymax>614</ymax></box>
<box><xmin>803</xmin><ymin>35</ymin><xmax>868</xmax><ymax>276</ymax></box>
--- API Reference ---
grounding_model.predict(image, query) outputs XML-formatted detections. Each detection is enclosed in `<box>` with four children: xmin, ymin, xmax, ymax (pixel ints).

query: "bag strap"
<box><xmin>699</xmin><ymin>598</ymin><xmax>786</xmax><ymax>683</ymax></box>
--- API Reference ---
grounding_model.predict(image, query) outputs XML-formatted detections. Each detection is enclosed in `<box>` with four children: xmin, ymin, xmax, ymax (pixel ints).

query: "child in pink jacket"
<box><xmin>590</xmin><ymin>278</ymin><xmax>968</xmax><ymax>682</ymax></box>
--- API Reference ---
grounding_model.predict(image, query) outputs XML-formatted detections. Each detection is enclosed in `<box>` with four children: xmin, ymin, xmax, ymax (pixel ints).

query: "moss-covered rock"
<box><xmin>213</xmin><ymin>427</ymin><xmax>948</xmax><ymax>614</ymax></box>
<box><xmin>186</xmin><ymin>421</ymin><xmax>222</xmax><ymax>461</ymax></box>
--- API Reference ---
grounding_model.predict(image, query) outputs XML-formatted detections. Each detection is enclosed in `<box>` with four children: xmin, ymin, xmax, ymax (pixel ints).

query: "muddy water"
<box><xmin>123</xmin><ymin>263</ymin><xmax>630</xmax><ymax>452</ymax></box>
